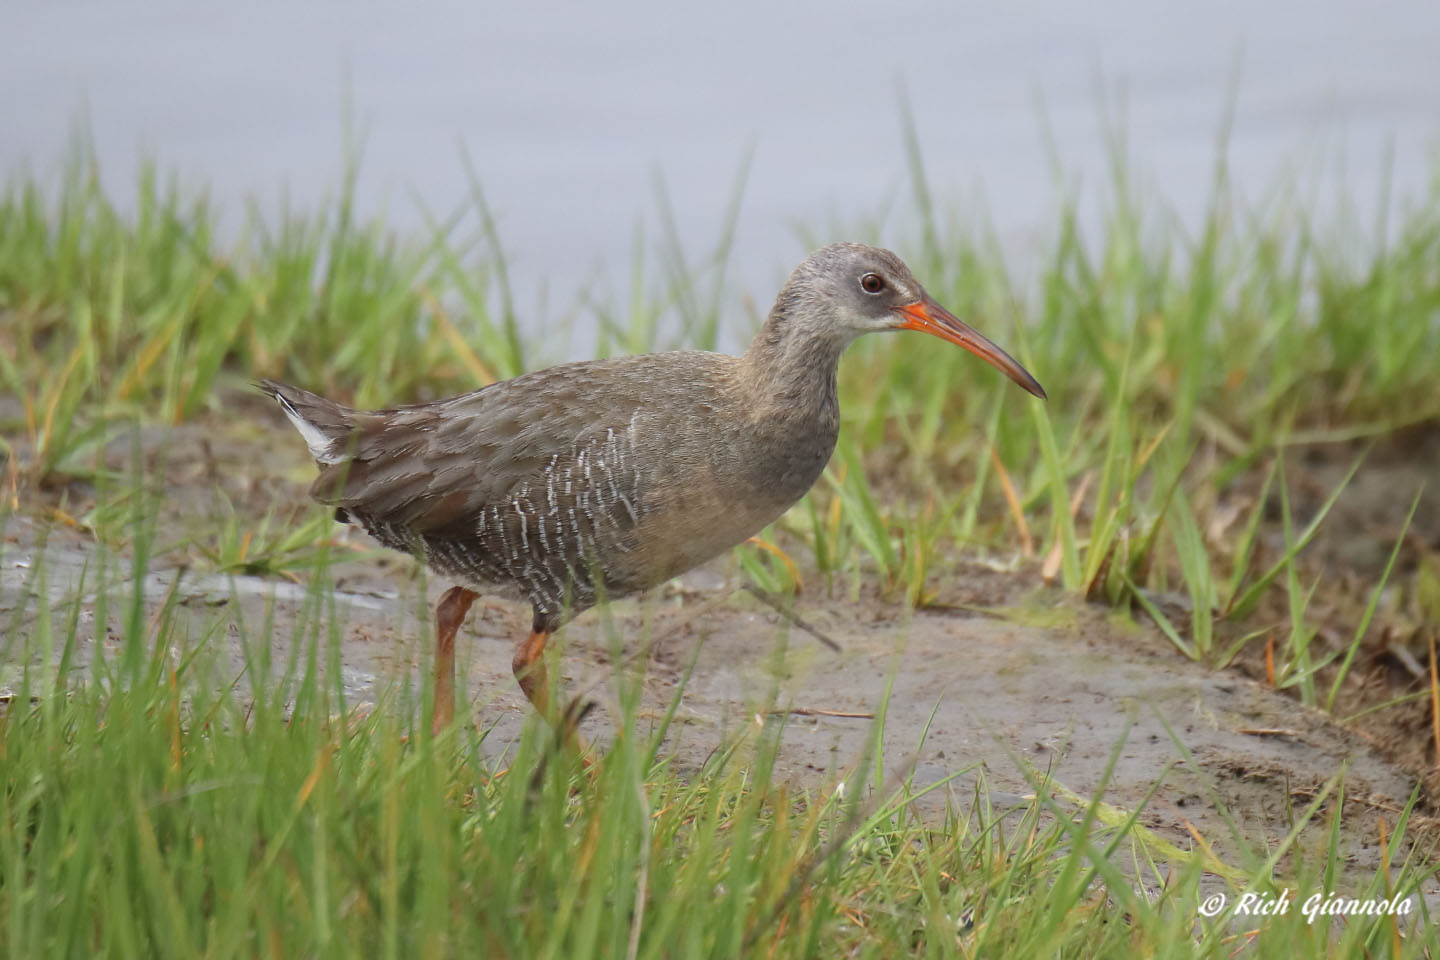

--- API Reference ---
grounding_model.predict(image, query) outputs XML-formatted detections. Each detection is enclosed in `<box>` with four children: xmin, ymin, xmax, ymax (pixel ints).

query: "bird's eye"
<box><xmin>860</xmin><ymin>273</ymin><xmax>885</xmax><ymax>294</ymax></box>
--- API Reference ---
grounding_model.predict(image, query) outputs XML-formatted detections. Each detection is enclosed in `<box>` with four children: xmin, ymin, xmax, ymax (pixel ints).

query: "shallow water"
<box><xmin>2</xmin><ymin>0</ymin><xmax>1437</xmax><ymax>349</ymax></box>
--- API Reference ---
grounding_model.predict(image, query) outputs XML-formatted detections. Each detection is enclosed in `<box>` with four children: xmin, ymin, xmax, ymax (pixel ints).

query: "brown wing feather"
<box><xmin>310</xmin><ymin>359</ymin><xmax>649</xmax><ymax>538</ymax></box>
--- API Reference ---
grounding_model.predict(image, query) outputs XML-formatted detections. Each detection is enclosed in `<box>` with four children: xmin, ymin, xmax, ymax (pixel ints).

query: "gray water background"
<box><xmin>2</xmin><ymin>0</ymin><xmax>1437</xmax><ymax>353</ymax></box>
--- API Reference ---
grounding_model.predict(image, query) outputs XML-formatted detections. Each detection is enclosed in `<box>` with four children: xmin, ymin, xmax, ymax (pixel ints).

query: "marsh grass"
<box><xmin>3</xmin><ymin>126</ymin><xmax>1440</xmax><ymax>955</ymax></box>
<box><xmin>2</xmin><ymin>532</ymin><xmax>1438</xmax><ymax>957</ymax></box>
<box><xmin>5</xmin><ymin>136</ymin><xmax>1438</xmax><ymax>606</ymax></box>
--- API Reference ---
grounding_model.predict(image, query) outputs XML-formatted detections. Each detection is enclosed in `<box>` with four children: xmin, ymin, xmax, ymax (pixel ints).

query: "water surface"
<box><xmin>3</xmin><ymin>0</ymin><xmax>1436</xmax><ymax>346</ymax></box>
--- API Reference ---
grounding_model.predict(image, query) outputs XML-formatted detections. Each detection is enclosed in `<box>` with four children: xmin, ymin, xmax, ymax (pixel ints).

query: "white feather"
<box><xmin>276</xmin><ymin>395</ymin><xmax>343</xmax><ymax>465</ymax></box>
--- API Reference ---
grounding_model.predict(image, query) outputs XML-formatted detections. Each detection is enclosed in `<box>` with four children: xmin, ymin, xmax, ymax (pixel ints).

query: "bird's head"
<box><xmin>769</xmin><ymin>242</ymin><xmax>1046</xmax><ymax>399</ymax></box>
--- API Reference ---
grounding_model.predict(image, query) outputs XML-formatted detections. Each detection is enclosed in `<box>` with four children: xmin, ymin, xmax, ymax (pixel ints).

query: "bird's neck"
<box><xmin>738</xmin><ymin>311</ymin><xmax>851</xmax><ymax>429</ymax></box>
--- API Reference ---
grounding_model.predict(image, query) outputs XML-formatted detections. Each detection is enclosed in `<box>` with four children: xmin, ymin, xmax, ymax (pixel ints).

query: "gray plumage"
<box><xmin>259</xmin><ymin>242</ymin><xmax>1044</xmax><ymax>638</ymax></box>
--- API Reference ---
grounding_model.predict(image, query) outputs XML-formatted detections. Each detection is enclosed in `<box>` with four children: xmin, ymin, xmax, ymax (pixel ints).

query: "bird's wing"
<box><xmin>310</xmin><ymin>358</ymin><xmax>659</xmax><ymax>540</ymax></box>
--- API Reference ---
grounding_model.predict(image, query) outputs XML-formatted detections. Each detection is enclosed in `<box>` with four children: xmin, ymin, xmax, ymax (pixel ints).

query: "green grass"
<box><xmin>3</xmin><ymin>129</ymin><xmax>1440</xmax><ymax>955</ymax></box>
<box><xmin>2</xmin><ymin>539</ymin><xmax>1436</xmax><ymax>957</ymax></box>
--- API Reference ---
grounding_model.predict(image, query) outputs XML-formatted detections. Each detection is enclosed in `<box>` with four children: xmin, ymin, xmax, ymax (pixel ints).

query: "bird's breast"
<box><xmin>603</xmin><ymin>409</ymin><xmax>836</xmax><ymax>590</ymax></box>
<box><xmin>737</xmin><ymin>420</ymin><xmax>837</xmax><ymax>507</ymax></box>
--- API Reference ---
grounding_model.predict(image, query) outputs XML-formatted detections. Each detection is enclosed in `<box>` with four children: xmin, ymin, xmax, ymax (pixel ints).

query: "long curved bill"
<box><xmin>892</xmin><ymin>294</ymin><xmax>1047</xmax><ymax>399</ymax></box>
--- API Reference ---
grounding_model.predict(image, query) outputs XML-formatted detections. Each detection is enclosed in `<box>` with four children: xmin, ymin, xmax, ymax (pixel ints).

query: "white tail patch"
<box><xmin>275</xmin><ymin>394</ymin><xmax>344</xmax><ymax>465</ymax></box>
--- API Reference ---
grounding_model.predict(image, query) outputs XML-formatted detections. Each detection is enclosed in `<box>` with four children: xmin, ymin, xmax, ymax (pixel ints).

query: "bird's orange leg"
<box><xmin>512</xmin><ymin>628</ymin><xmax>552</xmax><ymax>716</ymax></box>
<box><xmin>432</xmin><ymin>586</ymin><xmax>478</xmax><ymax>735</ymax></box>
<box><xmin>512</xmin><ymin>629</ymin><xmax>591</xmax><ymax>753</ymax></box>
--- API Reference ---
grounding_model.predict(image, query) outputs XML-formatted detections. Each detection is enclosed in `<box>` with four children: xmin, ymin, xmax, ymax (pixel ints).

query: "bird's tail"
<box><xmin>255</xmin><ymin>379</ymin><xmax>355</xmax><ymax>465</ymax></box>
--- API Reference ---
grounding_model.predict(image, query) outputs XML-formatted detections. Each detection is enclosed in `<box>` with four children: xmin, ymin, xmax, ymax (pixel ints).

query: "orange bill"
<box><xmin>892</xmin><ymin>294</ymin><xmax>1047</xmax><ymax>399</ymax></box>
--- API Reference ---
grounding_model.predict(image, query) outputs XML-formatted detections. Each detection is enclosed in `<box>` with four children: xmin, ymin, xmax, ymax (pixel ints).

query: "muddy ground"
<box><xmin>3</xmin><ymin>406</ymin><xmax>1439</xmax><ymax>898</ymax></box>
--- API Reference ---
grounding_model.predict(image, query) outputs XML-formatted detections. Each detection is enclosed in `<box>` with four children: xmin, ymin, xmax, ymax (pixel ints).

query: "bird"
<box><xmin>259</xmin><ymin>242</ymin><xmax>1045</xmax><ymax>740</ymax></box>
